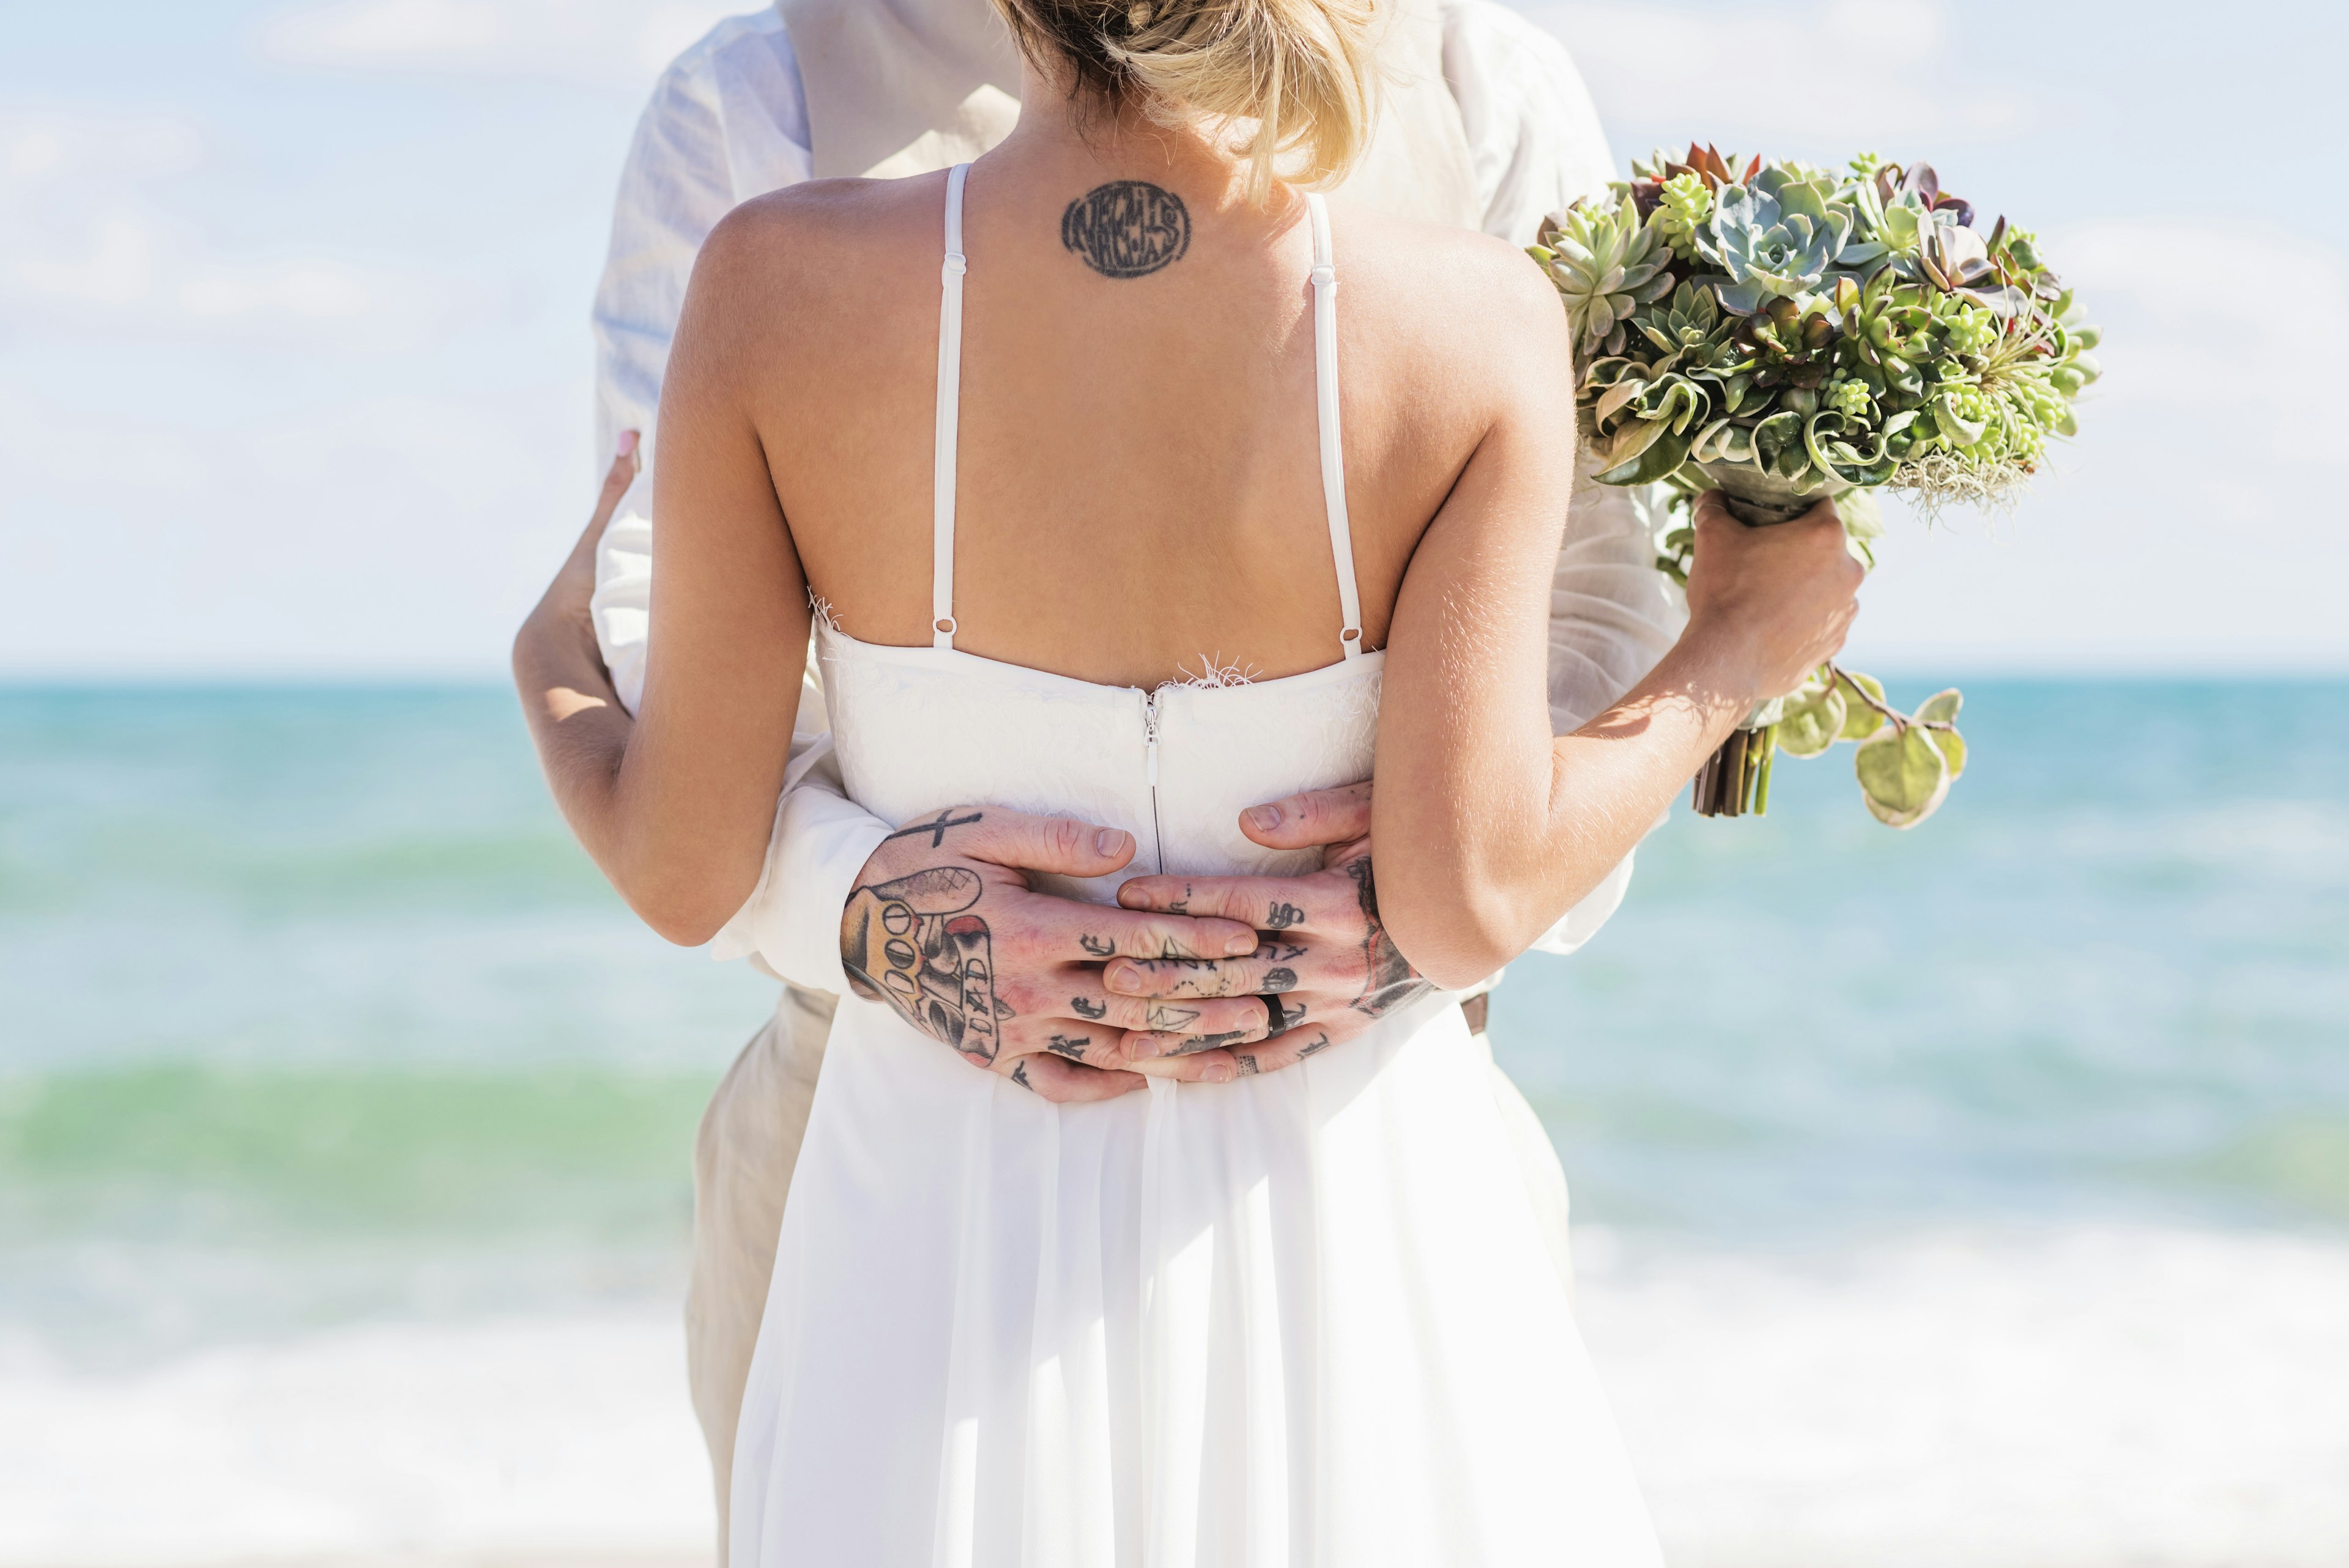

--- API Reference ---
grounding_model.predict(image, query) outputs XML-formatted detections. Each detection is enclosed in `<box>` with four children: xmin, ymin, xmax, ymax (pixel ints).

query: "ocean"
<box><xmin>4</xmin><ymin>680</ymin><xmax>2345</xmax><ymax>1564</ymax></box>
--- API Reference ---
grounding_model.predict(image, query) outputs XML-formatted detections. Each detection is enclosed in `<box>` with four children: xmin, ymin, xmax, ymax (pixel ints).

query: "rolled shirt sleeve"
<box><xmin>590</xmin><ymin>12</ymin><xmax>814</xmax><ymax>716</ymax></box>
<box><xmin>590</xmin><ymin>15</ymin><xmax>893</xmax><ymax>988</ymax></box>
<box><xmin>1444</xmin><ymin>0</ymin><xmax>1688</xmax><ymax>955</ymax></box>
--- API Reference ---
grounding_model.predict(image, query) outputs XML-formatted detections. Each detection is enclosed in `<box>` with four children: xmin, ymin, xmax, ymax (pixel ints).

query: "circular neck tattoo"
<box><xmin>1061</xmin><ymin>180</ymin><xmax>1191</xmax><ymax>279</ymax></box>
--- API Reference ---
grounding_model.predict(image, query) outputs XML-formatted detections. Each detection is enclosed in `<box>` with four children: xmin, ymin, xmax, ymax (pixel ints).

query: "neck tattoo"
<box><xmin>1061</xmin><ymin>180</ymin><xmax>1190</xmax><ymax>279</ymax></box>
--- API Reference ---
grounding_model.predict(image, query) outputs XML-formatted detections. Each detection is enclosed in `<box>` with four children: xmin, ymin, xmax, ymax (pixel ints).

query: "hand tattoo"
<box><xmin>1011</xmin><ymin>1060</ymin><xmax>1034</xmax><ymax>1091</ymax></box>
<box><xmin>1266</xmin><ymin>901</ymin><xmax>1306</xmax><ymax>930</ymax></box>
<box><xmin>1294</xmin><ymin>1031</ymin><xmax>1334</xmax><ymax>1059</ymax></box>
<box><xmin>1142</xmin><ymin>1003</ymin><xmax>1201</xmax><ymax>1031</ymax></box>
<box><xmin>1080</xmin><ymin>933</ymin><xmax>1116</xmax><ymax>958</ymax></box>
<box><xmin>1261</xmin><ymin>967</ymin><xmax>1299</xmax><ymax>993</ymax></box>
<box><xmin>1070</xmin><ymin>996</ymin><xmax>1108</xmax><ymax>1019</ymax></box>
<box><xmin>1062</xmin><ymin>181</ymin><xmax>1190</xmax><ymax>279</ymax></box>
<box><xmin>841</xmin><ymin>866</ymin><xmax>1004</xmax><ymax>1062</ymax></box>
<box><xmin>882</xmin><ymin>808</ymin><xmax>983</xmax><ymax>848</ymax></box>
<box><xmin>1234</xmin><ymin>1054</ymin><xmax>1260</xmax><ymax>1075</ymax></box>
<box><xmin>1343</xmin><ymin>859</ymin><xmax>1433</xmax><ymax>1020</ymax></box>
<box><xmin>1170</xmin><ymin>1029</ymin><xmax>1249</xmax><ymax>1057</ymax></box>
<box><xmin>1045</xmin><ymin>1034</ymin><xmax>1090</xmax><ymax>1062</ymax></box>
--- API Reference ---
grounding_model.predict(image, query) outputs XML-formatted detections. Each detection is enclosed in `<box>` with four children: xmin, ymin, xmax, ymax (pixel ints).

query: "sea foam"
<box><xmin>7</xmin><ymin>1225</ymin><xmax>2346</xmax><ymax>1566</ymax></box>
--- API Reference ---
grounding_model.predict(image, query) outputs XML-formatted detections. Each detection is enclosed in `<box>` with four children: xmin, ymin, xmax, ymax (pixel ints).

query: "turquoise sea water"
<box><xmin>3</xmin><ymin>680</ymin><xmax>2347</xmax><ymax>1364</ymax></box>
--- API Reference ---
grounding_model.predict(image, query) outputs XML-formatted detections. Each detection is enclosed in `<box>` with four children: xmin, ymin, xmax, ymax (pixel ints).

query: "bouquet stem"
<box><xmin>1718</xmin><ymin>492</ymin><xmax>1816</xmax><ymax>527</ymax></box>
<box><xmin>1688</xmin><ymin>473</ymin><xmax>1817</xmax><ymax>816</ymax></box>
<box><xmin>1693</xmin><ymin>720</ymin><xmax>1778</xmax><ymax>818</ymax></box>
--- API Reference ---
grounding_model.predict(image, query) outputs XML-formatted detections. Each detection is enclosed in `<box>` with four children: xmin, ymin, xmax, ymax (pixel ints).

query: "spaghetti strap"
<box><xmin>1307</xmin><ymin>193</ymin><xmax>1364</xmax><ymax>660</ymax></box>
<box><xmin>932</xmin><ymin>163</ymin><xmax>970</xmax><ymax>650</ymax></box>
<box><xmin>933</xmin><ymin>172</ymin><xmax>1358</xmax><ymax>664</ymax></box>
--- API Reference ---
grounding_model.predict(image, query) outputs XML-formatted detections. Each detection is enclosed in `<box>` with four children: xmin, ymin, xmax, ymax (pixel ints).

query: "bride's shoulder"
<box><xmin>686</xmin><ymin>171</ymin><xmax>948</xmax><ymax>325</ymax></box>
<box><xmin>1327</xmin><ymin>201</ymin><xmax>1571</xmax><ymax>371</ymax></box>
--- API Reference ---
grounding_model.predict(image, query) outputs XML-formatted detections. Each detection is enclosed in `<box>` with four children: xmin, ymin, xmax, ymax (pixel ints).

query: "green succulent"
<box><xmin>1529</xmin><ymin>144</ymin><xmax>2097</xmax><ymax>829</ymax></box>
<box><xmin>1826</xmin><ymin>377</ymin><xmax>1874</xmax><ymax>420</ymax></box>
<box><xmin>1530</xmin><ymin>202</ymin><xmax>1674</xmax><ymax>358</ymax></box>
<box><xmin>1699</xmin><ymin>168</ymin><xmax>1882</xmax><ymax>314</ymax></box>
<box><xmin>1633</xmin><ymin>278</ymin><xmax>1725</xmax><ymax>360</ymax></box>
<box><xmin>1740</xmin><ymin>292</ymin><xmax>1842</xmax><ymax>386</ymax></box>
<box><xmin>1653</xmin><ymin>171</ymin><xmax>1713</xmax><ymax>260</ymax></box>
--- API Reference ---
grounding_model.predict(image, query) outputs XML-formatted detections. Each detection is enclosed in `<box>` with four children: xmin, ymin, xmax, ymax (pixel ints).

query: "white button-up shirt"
<box><xmin>588</xmin><ymin>2</ymin><xmax>1685</xmax><ymax>993</ymax></box>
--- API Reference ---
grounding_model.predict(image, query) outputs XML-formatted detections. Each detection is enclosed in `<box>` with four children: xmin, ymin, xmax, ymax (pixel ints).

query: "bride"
<box><xmin>560</xmin><ymin>0</ymin><xmax>1858</xmax><ymax>1559</ymax></box>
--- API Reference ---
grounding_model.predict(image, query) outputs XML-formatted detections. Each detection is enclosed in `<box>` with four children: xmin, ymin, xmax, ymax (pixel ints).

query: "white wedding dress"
<box><xmin>730</xmin><ymin>167</ymin><xmax>1661</xmax><ymax>1567</ymax></box>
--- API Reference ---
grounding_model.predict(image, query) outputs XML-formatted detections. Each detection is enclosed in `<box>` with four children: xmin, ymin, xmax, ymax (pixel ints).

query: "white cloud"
<box><xmin>2052</xmin><ymin>218</ymin><xmax>2348</xmax><ymax>461</ymax></box>
<box><xmin>253</xmin><ymin>0</ymin><xmax>749</xmax><ymax>91</ymax></box>
<box><xmin>0</xmin><ymin>374</ymin><xmax>595</xmax><ymax>675</ymax></box>
<box><xmin>1523</xmin><ymin>0</ymin><xmax>2043</xmax><ymax>146</ymax></box>
<box><xmin>0</xmin><ymin>109</ymin><xmax>478</xmax><ymax>353</ymax></box>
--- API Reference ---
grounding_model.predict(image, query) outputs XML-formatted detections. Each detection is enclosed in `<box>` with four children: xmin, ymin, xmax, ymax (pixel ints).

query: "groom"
<box><xmin>516</xmin><ymin>0</ymin><xmax>1678</xmax><ymax>1540</ymax></box>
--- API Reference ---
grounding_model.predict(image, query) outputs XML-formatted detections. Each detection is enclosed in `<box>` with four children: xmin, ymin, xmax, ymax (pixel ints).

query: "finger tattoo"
<box><xmin>882</xmin><ymin>809</ymin><xmax>984</xmax><ymax>848</ymax></box>
<box><xmin>1070</xmin><ymin>996</ymin><xmax>1108</xmax><ymax>1019</ymax></box>
<box><xmin>1170</xmin><ymin>1029</ymin><xmax>1249</xmax><ymax>1057</ymax></box>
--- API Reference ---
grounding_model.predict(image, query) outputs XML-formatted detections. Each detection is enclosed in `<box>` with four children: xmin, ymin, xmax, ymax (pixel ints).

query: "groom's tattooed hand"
<box><xmin>1340</xmin><ymin>857</ymin><xmax>1434</xmax><ymax>1020</ymax></box>
<box><xmin>841</xmin><ymin>866</ymin><xmax>1001</xmax><ymax>1062</ymax></box>
<box><xmin>841</xmin><ymin>804</ymin><xmax>1265</xmax><ymax>1100</ymax></box>
<box><xmin>1103</xmin><ymin>783</ymin><xmax>1445</xmax><ymax>1075</ymax></box>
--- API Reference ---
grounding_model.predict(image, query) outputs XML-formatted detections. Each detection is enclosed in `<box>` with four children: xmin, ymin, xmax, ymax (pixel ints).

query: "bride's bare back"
<box><xmin>677</xmin><ymin>126</ymin><xmax>1554</xmax><ymax>687</ymax></box>
<box><xmin>554</xmin><ymin>4</ymin><xmax>1855</xmax><ymax>998</ymax></box>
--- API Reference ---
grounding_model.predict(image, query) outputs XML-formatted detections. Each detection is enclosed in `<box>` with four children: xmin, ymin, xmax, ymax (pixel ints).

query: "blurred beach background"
<box><xmin>4</xmin><ymin>1</ymin><xmax>2345</xmax><ymax>1564</ymax></box>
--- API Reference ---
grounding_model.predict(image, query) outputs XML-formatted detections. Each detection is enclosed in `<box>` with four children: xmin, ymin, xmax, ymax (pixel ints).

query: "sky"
<box><xmin>2</xmin><ymin>0</ymin><xmax>2342</xmax><ymax>677</ymax></box>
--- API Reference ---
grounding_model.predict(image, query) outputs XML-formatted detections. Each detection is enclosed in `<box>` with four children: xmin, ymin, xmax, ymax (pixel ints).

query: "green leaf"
<box><xmin>1596</xmin><ymin>423</ymin><xmax>1694</xmax><ymax>486</ymax></box>
<box><xmin>1929</xmin><ymin>725</ymin><xmax>1967</xmax><ymax>782</ymax></box>
<box><xmin>1776</xmin><ymin>684</ymin><xmax>1846</xmax><ymax>758</ymax></box>
<box><xmin>1835</xmin><ymin>486</ymin><xmax>1885</xmax><ymax>541</ymax></box>
<box><xmin>1854</xmin><ymin>723</ymin><xmax>1951</xmax><ymax>827</ymax></box>
<box><xmin>1594</xmin><ymin>375</ymin><xmax>1650</xmax><ymax>427</ymax></box>
<box><xmin>1835</xmin><ymin>670</ymin><xmax>1889</xmax><ymax>740</ymax></box>
<box><xmin>1915</xmin><ymin>688</ymin><xmax>1962</xmax><ymax>725</ymax></box>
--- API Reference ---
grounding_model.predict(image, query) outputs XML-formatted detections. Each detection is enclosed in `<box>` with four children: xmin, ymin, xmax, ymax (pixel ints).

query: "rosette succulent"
<box><xmin>1698</xmin><ymin>168</ymin><xmax>1885</xmax><ymax>314</ymax></box>
<box><xmin>1527</xmin><ymin>145</ymin><xmax>2099</xmax><ymax>826</ymax></box>
<box><xmin>1529</xmin><ymin>201</ymin><xmax>1674</xmax><ymax>358</ymax></box>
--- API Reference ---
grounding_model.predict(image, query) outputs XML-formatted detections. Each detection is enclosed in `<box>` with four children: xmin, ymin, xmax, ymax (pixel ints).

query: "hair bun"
<box><xmin>989</xmin><ymin>0</ymin><xmax>1381</xmax><ymax>200</ymax></box>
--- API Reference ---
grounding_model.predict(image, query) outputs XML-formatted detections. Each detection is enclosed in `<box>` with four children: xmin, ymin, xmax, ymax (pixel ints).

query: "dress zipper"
<box><xmin>1143</xmin><ymin>689</ymin><xmax>1165</xmax><ymax>875</ymax></box>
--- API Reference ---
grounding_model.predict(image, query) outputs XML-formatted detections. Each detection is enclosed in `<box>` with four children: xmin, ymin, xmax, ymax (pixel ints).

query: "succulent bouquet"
<box><xmin>1529</xmin><ymin>146</ymin><xmax>2099</xmax><ymax>826</ymax></box>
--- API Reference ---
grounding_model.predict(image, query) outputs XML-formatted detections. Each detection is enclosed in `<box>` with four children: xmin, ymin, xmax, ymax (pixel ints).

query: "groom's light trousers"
<box><xmin>682</xmin><ymin>983</ymin><xmax>1574</xmax><ymax>1561</ymax></box>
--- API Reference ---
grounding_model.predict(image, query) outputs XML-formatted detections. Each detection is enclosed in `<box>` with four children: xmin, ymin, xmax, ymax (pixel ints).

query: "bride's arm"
<box><xmin>1371</xmin><ymin>272</ymin><xmax>1861</xmax><ymax>989</ymax></box>
<box><xmin>538</xmin><ymin>224</ymin><xmax>812</xmax><ymax>945</ymax></box>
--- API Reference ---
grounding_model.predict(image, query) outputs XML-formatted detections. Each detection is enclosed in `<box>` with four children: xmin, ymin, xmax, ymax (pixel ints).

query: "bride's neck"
<box><xmin>992</xmin><ymin>57</ymin><xmax>1274</xmax><ymax>218</ymax></box>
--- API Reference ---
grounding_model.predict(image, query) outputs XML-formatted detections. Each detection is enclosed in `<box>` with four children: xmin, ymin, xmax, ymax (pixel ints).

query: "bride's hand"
<box><xmin>840</xmin><ymin>807</ymin><xmax>1273</xmax><ymax>1101</ymax></box>
<box><xmin>1681</xmin><ymin>489</ymin><xmax>1865</xmax><ymax>703</ymax></box>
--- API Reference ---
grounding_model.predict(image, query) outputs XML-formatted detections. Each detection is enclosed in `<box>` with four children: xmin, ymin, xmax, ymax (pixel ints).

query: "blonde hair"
<box><xmin>989</xmin><ymin>0</ymin><xmax>1382</xmax><ymax>201</ymax></box>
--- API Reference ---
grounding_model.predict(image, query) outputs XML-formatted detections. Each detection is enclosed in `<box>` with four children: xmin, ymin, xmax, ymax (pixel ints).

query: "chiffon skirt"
<box><xmin>729</xmin><ymin>991</ymin><xmax>1661</xmax><ymax>1567</ymax></box>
